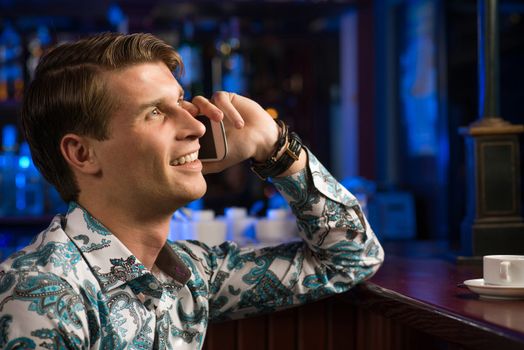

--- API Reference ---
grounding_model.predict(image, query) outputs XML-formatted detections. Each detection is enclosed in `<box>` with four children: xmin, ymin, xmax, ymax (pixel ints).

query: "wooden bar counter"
<box><xmin>349</xmin><ymin>256</ymin><xmax>524</xmax><ymax>350</ymax></box>
<box><xmin>203</xmin><ymin>253</ymin><xmax>524</xmax><ymax>350</ymax></box>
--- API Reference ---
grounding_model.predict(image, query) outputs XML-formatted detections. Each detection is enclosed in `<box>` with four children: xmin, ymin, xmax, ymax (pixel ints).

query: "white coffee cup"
<box><xmin>483</xmin><ymin>255</ymin><xmax>524</xmax><ymax>286</ymax></box>
<box><xmin>256</xmin><ymin>218</ymin><xmax>298</xmax><ymax>244</ymax></box>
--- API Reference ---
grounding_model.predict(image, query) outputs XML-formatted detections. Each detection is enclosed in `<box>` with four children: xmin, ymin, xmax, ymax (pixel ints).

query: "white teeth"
<box><xmin>171</xmin><ymin>151</ymin><xmax>198</xmax><ymax>166</ymax></box>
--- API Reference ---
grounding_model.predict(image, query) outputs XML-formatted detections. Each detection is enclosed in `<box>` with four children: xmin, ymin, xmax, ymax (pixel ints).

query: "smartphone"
<box><xmin>196</xmin><ymin>115</ymin><xmax>228</xmax><ymax>162</ymax></box>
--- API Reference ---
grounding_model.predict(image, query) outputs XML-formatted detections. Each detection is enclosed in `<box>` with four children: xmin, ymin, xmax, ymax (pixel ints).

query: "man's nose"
<box><xmin>174</xmin><ymin>109</ymin><xmax>206</xmax><ymax>140</ymax></box>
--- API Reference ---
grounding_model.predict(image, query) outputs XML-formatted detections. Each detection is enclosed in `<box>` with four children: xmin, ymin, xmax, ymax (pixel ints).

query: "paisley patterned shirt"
<box><xmin>0</xmin><ymin>151</ymin><xmax>384</xmax><ymax>350</ymax></box>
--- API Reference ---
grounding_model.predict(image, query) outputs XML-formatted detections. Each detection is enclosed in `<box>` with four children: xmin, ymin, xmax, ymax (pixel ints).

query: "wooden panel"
<box><xmin>353</xmin><ymin>307</ymin><xmax>458</xmax><ymax>350</ymax></box>
<box><xmin>268</xmin><ymin>308</ymin><xmax>298</xmax><ymax>350</ymax></box>
<box><xmin>297</xmin><ymin>301</ymin><xmax>327</xmax><ymax>350</ymax></box>
<box><xmin>237</xmin><ymin>315</ymin><xmax>268</xmax><ymax>350</ymax></box>
<box><xmin>203</xmin><ymin>320</ymin><xmax>237</xmax><ymax>350</ymax></box>
<box><xmin>327</xmin><ymin>298</ymin><xmax>356</xmax><ymax>350</ymax></box>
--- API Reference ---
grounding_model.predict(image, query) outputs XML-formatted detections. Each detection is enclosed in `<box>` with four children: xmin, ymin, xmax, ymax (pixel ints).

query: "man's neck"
<box><xmin>78</xmin><ymin>200</ymin><xmax>173</xmax><ymax>270</ymax></box>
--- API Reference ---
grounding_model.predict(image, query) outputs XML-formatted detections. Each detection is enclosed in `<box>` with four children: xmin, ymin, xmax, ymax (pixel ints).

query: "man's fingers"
<box><xmin>211</xmin><ymin>92</ymin><xmax>244</xmax><ymax>129</ymax></box>
<box><xmin>180</xmin><ymin>100</ymin><xmax>199</xmax><ymax>117</ymax></box>
<box><xmin>191</xmin><ymin>96</ymin><xmax>223</xmax><ymax>121</ymax></box>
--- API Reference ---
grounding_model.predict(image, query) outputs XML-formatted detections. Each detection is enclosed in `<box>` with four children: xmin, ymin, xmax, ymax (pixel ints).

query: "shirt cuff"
<box><xmin>270</xmin><ymin>148</ymin><xmax>360</xmax><ymax>209</ymax></box>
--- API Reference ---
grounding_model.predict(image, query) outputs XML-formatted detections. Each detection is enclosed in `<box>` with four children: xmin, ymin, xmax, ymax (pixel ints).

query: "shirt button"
<box><xmin>149</xmin><ymin>282</ymin><xmax>159</xmax><ymax>290</ymax></box>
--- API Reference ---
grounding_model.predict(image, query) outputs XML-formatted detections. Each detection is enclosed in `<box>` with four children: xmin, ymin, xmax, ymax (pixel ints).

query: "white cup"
<box><xmin>192</xmin><ymin>209</ymin><xmax>215</xmax><ymax>221</ymax></box>
<box><xmin>255</xmin><ymin>218</ymin><xmax>298</xmax><ymax>244</ymax></box>
<box><xmin>223</xmin><ymin>207</ymin><xmax>256</xmax><ymax>244</ymax></box>
<box><xmin>483</xmin><ymin>255</ymin><xmax>524</xmax><ymax>286</ymax></box>
<box><xmin>225</xmin><ymin>207</ymin><xmax>247</xmax><ymax>219</ymax></box>
<box><xmin>185</xmin><ymin>221</ymin><xmax>227</xmax><ymax>247</ymax></box>
<box><xmin>267</xmin><ymin>209</ymin><xmax>289</xmax><ymax>220</ymax></box>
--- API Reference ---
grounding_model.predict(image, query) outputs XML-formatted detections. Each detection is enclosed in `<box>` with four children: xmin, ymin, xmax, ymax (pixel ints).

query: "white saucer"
<box><xmin>463</xmin><ymin>279</ymin><xmax>524</xmax><ymax>300</ymax></box>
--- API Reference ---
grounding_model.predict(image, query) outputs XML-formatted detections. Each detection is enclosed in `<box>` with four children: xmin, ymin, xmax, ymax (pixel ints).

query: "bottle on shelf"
<box><xmin>15</xmin><ymin>142</ymin><xmax>44</xmax><ymax>216</ymax></box>
<box><xmin>0</xmin><ymin>124</ymin><xmax>18</xmax><ymax>216</ymax></box>
<box><xmin>211</xmin><ymin>22</ymin><xmax>228</xmax><ymax>92</ymax></box>
<box><xmin>44</xmin><ymin>182</ymin><xmax>67</xmax><ymax>215</ymax></box>
<box><xmin>0</xmin><ymin>23</ymin><xmax>24</xmax><ymax>102</ymax></box>
<box><xmin>26</xmin><ymin>26</ymin><xmax>52</xmax><ymax>80</ymax></box>
<box><xmin>177</xmin><ymin>20</ymin><xmax>203</xmax><ymax>99</ymax></box>
<box><xmin>222</xmin><ymin>17</ymin><xmax>246</xmax><ymax>94</ymax></box>
<box><xmin>211</xmin><ymin>17</ymin><xmax>246</xmax><ymax>94</ymax></box>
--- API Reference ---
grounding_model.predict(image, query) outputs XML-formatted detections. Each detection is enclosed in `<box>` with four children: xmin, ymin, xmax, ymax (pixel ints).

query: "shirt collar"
<box><xmin>63</xmin><ymin>202</ymin><xmax>191</xmax><ymax>292</ymax></box>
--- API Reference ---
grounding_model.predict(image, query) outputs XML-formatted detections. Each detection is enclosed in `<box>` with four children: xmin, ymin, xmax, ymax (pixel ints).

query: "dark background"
<box><xmin>0</xmin><ymin>0</ymin><xmax>523</xmax><ymax>255</ymax></box>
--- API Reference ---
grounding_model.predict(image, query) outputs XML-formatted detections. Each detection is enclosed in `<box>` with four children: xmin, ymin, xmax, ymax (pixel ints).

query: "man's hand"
<box><xmin>185</xmin><ymin>92</ymin><xmax>280</xmax><ymax>174</ymax></box>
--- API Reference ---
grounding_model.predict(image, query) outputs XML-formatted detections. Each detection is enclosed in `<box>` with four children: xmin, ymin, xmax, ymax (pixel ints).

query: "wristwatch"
<box><xmin>250</xmin><ymin>131</ymin><xmax>302</xmax><ymax>180</ymax></box>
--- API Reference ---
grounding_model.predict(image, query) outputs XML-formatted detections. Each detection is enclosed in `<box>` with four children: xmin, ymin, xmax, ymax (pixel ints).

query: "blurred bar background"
<box><xmin>0</xmin><ymin>0</ymin><xmax>523</xmax><ymax>260</ymax></box>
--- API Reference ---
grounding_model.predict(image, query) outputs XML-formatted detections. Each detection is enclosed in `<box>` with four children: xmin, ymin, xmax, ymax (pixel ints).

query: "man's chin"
<box><xmin>176</xmin><ymin>184</ymin><xmax>207</xmax><ymax>208</ymax></box>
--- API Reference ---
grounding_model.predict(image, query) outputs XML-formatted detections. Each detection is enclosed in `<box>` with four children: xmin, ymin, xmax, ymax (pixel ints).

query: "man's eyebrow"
<box><xmin>136</xmin><ymin>99</ymin><xmax>163</xmax><ymax>114</ymax></box>
<box><xmin>135</xmin><ymin>88</ymin><xmax>185</xmax><ymax>113</ymax></box>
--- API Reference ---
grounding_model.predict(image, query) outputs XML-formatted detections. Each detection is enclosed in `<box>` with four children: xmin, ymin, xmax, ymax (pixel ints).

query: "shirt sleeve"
<box><xmin>0</xmin><ymin>271</ymin><xmax>90</xmax><ymax>349</ymax></box>
<box><xmin>176</xmin><ymin>149</ymin><xmax>384</xmax><ymax>322</ymax></box>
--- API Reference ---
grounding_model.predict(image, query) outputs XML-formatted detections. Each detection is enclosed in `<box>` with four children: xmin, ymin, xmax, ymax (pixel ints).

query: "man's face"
<box><xmin>92</xmin><ymin>62</ymin><xmax>206</xmax><ymax>214</ymax></box>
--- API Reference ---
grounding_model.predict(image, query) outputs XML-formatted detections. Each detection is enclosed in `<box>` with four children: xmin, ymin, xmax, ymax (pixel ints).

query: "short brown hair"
<box><xmin>21</xmin><ymin>32</ymin><xmax>183</xmax><ymax>203</ymax></box>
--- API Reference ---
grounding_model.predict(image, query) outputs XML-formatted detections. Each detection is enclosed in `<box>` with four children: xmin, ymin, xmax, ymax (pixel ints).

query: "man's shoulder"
<box><xmin>0</xmin><ymin>216</ymin><xmax>93</xmax><ymax>296</ymax></box>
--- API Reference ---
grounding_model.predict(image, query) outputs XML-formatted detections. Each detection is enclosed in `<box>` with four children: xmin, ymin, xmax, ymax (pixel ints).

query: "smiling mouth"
<box><xmin>170</xmin><ymin>151</ymin><xmax>199</xmax><ymax>166</ymax></box>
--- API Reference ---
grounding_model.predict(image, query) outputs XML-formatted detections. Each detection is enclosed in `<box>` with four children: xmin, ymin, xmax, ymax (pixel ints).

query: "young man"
<box><xmin>0</xmin><ymin>32</ymin><xmax>383</xmax><ymax>349</ymax></box>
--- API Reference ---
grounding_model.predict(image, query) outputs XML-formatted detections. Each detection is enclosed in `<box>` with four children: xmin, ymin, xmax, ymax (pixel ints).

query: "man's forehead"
<box><xmin>102</xmin><ymin>62</ymin><xmax>184</xmax><ymax>108</ymax></box>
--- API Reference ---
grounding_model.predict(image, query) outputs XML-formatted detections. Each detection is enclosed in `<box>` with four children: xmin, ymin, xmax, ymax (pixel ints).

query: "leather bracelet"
<box><xmin>266</xmin><ymin>119</ymin><xmax>288</xmax><ymax>163</ymax></box>
<box><xmin>251</xmin><ymin>130</ymin><xmax>302</xmax><ymax>180</ymax></box>
<box><xmin>275</xmin><ymin>120</ymin><xmax>288</xmax><ymax>150</ymax></box>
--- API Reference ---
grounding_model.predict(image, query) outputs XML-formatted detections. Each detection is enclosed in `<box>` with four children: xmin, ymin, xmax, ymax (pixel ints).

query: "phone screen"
<box><xmin>196</xmin><ymin>116</ymin><xmax>217</xmax><ymax>159</ymax></box>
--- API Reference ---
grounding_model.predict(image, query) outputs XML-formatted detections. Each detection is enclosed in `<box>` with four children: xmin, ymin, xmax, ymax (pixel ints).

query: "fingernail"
<box><xmin>235</xmin><ymin>120</ymin><xmax>244</xmax><ymax>128</ymax></box>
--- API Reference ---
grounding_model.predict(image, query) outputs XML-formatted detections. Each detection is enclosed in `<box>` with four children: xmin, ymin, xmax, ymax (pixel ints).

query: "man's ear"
<box><xmin>60</xmin><ymin>133</ymin><xmax>101</xmax><ymax>175</ymax></box>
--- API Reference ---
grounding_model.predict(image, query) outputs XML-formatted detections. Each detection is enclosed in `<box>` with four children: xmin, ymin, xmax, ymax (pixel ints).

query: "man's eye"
<box><xmin>147</xmin><ymin>108</ymin><xmax>164</xmax><ymax>119</ymax></box>
<box><xmin>176</xmin><ymin>99</ymin><xmax>184</xmax><ymax>107</ymax></box>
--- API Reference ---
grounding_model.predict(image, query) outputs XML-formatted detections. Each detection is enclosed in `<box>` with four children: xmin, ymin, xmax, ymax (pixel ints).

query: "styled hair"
<box><xmin>21</xmin><ymin>32</ymin><xmax>183</xmax><ymax>203</ymax></box>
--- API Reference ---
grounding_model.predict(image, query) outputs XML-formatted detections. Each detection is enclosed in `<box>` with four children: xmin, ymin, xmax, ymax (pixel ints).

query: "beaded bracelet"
<box><xmin>250</xmin><ymin>121</ymin><xmax>303</xmax><ymax>180</ymax></box>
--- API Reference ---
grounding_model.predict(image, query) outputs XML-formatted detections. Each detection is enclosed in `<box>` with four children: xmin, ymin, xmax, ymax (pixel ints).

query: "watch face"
<box><xmin>251</xmin><ymin>132</ymin><xmax>302</xmax><ymax>180</ymax></box>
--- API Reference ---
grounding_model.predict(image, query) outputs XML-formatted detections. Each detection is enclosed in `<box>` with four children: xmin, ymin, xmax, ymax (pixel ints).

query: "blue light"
<box><xmin>399</xmin><ymin>0</ymin><xmax>438</xmax><ymax>156</ymax></box>
<box><xmin>18</xmin><ymin>156</ymin><xmax>30</xmax><ymax>169</ymax></box>
<box><xmin>186</xmin><ymin>199</ymin><xmax>203</xmax><ymax>210</ymax></box>
<box><xmin>15</xmin><ymin>173</ymin><xmax>25</xmax><ymax>188</ymax></box>
<box><xmin>107</xmin><ymin>4</ymin><xmax>125</xmax><ymax>27</ymax></box>
<box><xmin>223</xmin><ymin>54</ymin><xmax>245</xmax><ymax>94</ymax></box>
<box><xmin>2</xmin><ymin>124</ymin><xmax>17</xmax><ymax>148</ymax></box>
